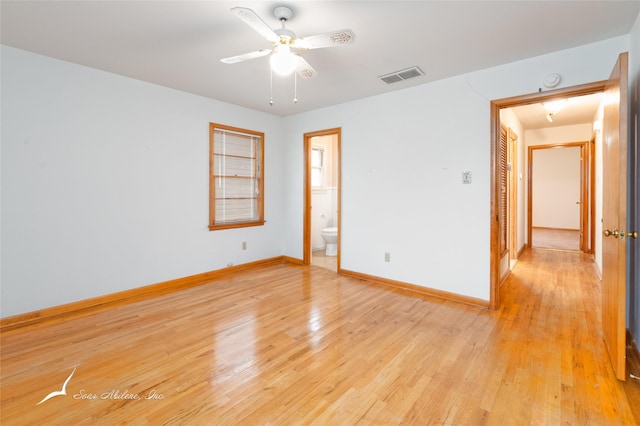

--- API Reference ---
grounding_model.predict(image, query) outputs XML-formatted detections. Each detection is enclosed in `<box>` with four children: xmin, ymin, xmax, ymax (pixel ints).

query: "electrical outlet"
<box><xmin>385</xmin><ymin>252</ymin><xmax>390</xmax><ymax>262</ymax></box>
<box><xmin>242</xmin><ymin>241</ymin><xmax>247</xmax><ymax>250</ymax></box>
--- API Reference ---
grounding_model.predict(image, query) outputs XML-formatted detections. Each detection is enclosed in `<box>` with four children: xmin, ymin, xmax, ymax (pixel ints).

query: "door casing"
<box><xmin>527</xmin><ymin>142</ymin><xmax>590</xmax><ymax>251</ymax></box>
<box><xmin>490</xmin><ymin>81</ymin><xmax>606</xmax><ymax>309</ymax></box>
<box><xmin>303</xmin><ymin>128</ymin><xmax>342</xmax><ymax>269</ymax></box>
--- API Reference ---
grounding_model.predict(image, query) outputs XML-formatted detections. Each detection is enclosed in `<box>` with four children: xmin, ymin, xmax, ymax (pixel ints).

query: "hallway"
<box><xmin>501</xmin><ymin>248</ymin><xmax>640</xmax><ymax>423</ymax></box>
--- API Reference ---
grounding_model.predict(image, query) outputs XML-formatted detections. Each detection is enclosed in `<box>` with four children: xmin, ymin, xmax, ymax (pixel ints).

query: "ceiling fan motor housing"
<box><xmin>275</xmin><ymin>28</ymin><xmax>296</xmax><ymax>41</ymax></box>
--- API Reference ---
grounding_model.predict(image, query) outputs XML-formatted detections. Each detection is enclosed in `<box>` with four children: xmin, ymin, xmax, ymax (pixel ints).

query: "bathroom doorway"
<box><xmin>303</xmin><ymin>128</ymin><xmax>341</xmax><ymax>272</ymax></box>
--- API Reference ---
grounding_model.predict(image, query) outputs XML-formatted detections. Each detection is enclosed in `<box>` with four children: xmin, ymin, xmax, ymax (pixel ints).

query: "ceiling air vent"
<box><xmin>378</xmin><ymin>66</ymin><xmax>424</xmax><ymax>84</ymax></box>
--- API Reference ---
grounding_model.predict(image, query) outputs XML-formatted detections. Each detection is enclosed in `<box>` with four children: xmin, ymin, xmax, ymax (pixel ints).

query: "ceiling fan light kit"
<box><xmin>221</xmin><ymin>5</ymin><xmax>355</xmax><ymax>106</ymax></box>
<box><xmin>270</xmin><ymin>44</ymin><xmax>297</xmax><ymax>75</ymax></box>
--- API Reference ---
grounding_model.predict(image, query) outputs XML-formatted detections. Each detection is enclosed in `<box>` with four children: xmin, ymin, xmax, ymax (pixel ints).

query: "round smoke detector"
<box><xmin>543</xmin><ymin>73</ymin><xmax>561</xmax><ymax>88</ymax></box>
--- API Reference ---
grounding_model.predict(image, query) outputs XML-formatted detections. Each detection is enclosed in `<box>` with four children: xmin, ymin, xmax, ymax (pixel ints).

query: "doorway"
<box><xmin>489</xmin><ymin>81</ymin><xmax>606</xmax><ymax>309</ymax></box>
<box><xmin>303</xmin><ymin>128</ymin><xmax>341</xmax><ymax>271</ymax></box>
<box><xmin>528</xmin><ymin>142</ymin><xmax>589</xmax><ymax>252</ymax></box>
<box><xmin>492</xmin><ymin>53</ymin><xmax>632</xmax><ymax>382</ymax></box>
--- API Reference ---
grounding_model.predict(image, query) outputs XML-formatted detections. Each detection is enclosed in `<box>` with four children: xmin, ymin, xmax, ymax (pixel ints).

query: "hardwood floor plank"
<box><xmin>1</xmin><ymin>252</ymin><xmax>639</xmax><ymax>424</ymax></box>
<box><xmin>531</xmin><ymin>227</ymin><xmax>581</xmax><ymax>251</ymax></box>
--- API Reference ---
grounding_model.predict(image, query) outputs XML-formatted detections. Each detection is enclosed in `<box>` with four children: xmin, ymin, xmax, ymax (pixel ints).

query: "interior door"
<box><xmin>601</xmin><ymin>52</ymin><xmax>628</xmax><ymax>381</ymax></box>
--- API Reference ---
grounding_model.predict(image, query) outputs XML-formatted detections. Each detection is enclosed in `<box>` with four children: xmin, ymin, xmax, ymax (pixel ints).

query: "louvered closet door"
<box><xmin>499</xmin><ymin>125</ymin><xmax>508</xmax><ymax>257</ymax></box>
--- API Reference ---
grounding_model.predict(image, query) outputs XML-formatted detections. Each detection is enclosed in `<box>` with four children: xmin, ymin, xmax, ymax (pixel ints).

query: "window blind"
<box><xmin>210</xmin><ymin>125</ymin><xmax>263</xmax><ymax>229</ymax></box>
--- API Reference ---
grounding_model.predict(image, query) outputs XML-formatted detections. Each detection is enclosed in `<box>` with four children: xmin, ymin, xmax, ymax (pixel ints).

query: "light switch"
<box><xmin>462</xmin><ymin>171</ymin><xmax>472</xmax><ymax>184</ymax></box>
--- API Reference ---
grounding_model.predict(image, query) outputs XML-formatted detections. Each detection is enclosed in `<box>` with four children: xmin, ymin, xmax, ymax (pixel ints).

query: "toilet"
<box><xmin>320</xmin><ymin>227</ymin><xmax>338</xmax><ymax>256</ymax></box>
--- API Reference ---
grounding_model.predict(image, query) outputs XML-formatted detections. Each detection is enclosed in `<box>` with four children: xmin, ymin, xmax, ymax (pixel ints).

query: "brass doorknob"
<box><xmin>604</xmin><ymin>229</ymin><xmax>619</xmax><ymax>237</ymax></box>
<box><xmin>627</xmin><ymin>231</ymin><xmax>638</xmax><ymax>239</ymax></box>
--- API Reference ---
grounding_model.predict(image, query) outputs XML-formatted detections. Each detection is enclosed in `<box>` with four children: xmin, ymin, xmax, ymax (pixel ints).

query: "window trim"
<box><xmin>311</xmin><ymin>145</ymin><xmax>326</xmax><ymax>191</ymax></box>
<box><xmin>209</xmin><ymin>123</ymin><xmax>265</xmax><ymax>231</ymax></box>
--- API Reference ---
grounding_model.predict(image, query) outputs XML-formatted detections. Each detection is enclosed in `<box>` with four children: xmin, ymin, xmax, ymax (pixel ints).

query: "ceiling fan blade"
<box><xmin>296</xmin><ymin>56</ymin><xmax>317</xmax><ymax>79</ymax></box>
<box><xmin>230</xmin><ymin>7</ymin><xmax>280</xmax><ymax>43</ymax></box>
<box><xmin>293</xmin><ymin>29</ymin><xmax>355</xmax><ymax>50</ymax></box>
<box><xmin>221</xmin><ymin>49</ymin><xmax>272</xmax><ymax>64</ymax></box>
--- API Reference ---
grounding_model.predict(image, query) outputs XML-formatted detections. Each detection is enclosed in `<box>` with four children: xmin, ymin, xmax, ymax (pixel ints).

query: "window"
<box><xmin>209</xmin><ymin>123</ymin><xmax>264</xmax><ymax>230</ymax></box>
<box><xmin>311</xmin><ymin>146</ymin><xmax>325</xmax><ymax>188</ymax></box>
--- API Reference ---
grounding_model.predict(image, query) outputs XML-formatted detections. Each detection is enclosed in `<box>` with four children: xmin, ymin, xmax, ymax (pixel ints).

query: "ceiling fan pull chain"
<box><xmin>269</xmin><ymin>67</ymin><xmax>274</xmax><ymax>106</ymax></box>
<box><xmin>294</xmin><ymin>72</ymin><xmax>298</xmax><ymax>104</ymax></box>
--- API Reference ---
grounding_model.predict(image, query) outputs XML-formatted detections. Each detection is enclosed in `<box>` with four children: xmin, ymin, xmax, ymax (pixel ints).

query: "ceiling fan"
<box><xmin>220</xmin><ymin>6</ymin><xmax>355</xmax><ymax>79</ymax></box>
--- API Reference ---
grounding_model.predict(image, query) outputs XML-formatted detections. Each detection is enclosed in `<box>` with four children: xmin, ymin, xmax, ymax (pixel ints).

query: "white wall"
<box><xmin>594</xmin><ymin>104</ymin><xmax>605</xmax><ymax>277</ymax></box>
<box><xmin>1</xmin><ymin>46</ymin><xmax>285</xmax><ymax>317</ymax></box>
<box><xmin>526</xmin><ymin>124</ymin><xmax>593</xmax><ymax>147</ymax></box>
<box><xmin>283</xmin><ymin>36</ymin><xmax>627</xmax><ymax>302</ymax></box>
<box><xmin>1</xmin><ymin>34</ymin><xmax>631</xmax><ymax>317</ymax></box>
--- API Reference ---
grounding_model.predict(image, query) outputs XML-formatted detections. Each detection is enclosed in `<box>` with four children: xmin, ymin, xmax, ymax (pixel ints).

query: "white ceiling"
<box><xmin>1</xmin><ymin>1</ymin><xmax>638</xmax><ymax>118</ymax></box>
<box><xmin>509</xmin><ymin>92</ymin><xmax>604</xmax><ymax>130</ymax></box>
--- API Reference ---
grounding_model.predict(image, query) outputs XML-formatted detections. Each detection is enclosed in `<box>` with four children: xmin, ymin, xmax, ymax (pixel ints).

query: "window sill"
<box><xmin>209</xmin><ymin>220</ymin><xmax>266</xmax><ymax>231</ymax></box>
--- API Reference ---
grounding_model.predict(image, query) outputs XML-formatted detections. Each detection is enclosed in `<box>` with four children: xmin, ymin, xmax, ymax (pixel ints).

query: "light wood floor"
<box><xmin>531</xmin><ymin>227</ymin><xmax>580</xmax><ymax>251</ymax></box>
<box><xmin>1</xmin><ymin>249</ymin><xmax>638</xmax><ymax>424</ymax></box>
<box><xmin>311</xmin><ymin>249</ymin><xmax>337</xmax><ymax>271</ymax></box>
